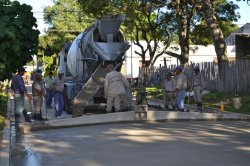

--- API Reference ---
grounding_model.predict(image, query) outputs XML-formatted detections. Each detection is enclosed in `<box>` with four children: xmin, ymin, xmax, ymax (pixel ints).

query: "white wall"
<box><xmin>124</xmin><ymin>42</ymin><xmax>235</xmax><ymax>78</ymax></box>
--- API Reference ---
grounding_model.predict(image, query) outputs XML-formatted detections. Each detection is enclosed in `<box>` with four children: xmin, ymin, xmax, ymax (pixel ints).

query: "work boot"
<box><xmin>33</xmin><ymin>113</ymin><xmax>45</xmax><ymax>121</ymax></box>
<box><xmin>22</xmin><ymin>109</ymin><xmax>31</xmax><ymax>123</ymax></box>
<box><xmin>178</xmin><ymin>108</ymin><xmax>184</xmax><ymax>112</ymax></box>
<box><xmin>38</xmin><ymin>112</ymin><xmax>45</xmax><ymax>121</ymax></box>
<box><xmin>33</xmin><ymin>114</ymin><xmax>39</xmax><ymax>121</ymax></box>
<box><xmin>197</xmin><ymin>103</ymin><xmax>203</xmax><ymax>112</ymax></box>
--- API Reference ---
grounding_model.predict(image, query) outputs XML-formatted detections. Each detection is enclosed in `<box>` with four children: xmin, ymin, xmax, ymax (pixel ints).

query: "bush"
<box><xmin>0</xmin><ymin>93</ymin><xmax>8</xmax><ymax>131</ymax></box>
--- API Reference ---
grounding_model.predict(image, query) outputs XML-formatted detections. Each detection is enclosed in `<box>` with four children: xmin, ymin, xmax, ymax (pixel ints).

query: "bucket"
<box><xmin>232</xmin><ymin>97</ymin><xmax>242</xmax><ymax>109</ymax></box>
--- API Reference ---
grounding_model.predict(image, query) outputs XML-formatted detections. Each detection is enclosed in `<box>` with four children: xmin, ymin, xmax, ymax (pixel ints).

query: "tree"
<box><xmin>123</xmin><ymin>0</ymin><xmax>174</xmax><ymax>66</ymax></box>
<box><xmin>38</xmin><ymin>0</ymin><xmax>92</xmax><ymax>71</ymax></box>
<box><xmin>166</xmin><ymin>0</ymin><xmax>201</xmax><ymax>65</ymax></box>
<box><xmin>78</xmin><ymin>0</ymin><xmax>174</xmax><ymax>67</ymax></box>
<box><xmin>77</xmin><ymin>0</ymin><xmax>240</xmax><ymax>67</ymax></box>
<box><xmin>167</xmin><ymin>0</ymin><xmax>239</xmax><ymax>66</ymax></box>
<box><xmin>201</xmin><ymin>0</ymin><xmax>232</xmax><ymax>67</ymax></box>
<box><xmin>191</xmin><ymin>20</ymin><xmax>239</xmax><ymax>46</ymax></box>
<box><xmin>0</xmin><ymin>0</ymin><xmax>39</xmax><ymax>81</ymax></box>
<box><xmin>201</xmin><ymin>0</ymin><xmax>238</xmax><ymax>68</ymax></box>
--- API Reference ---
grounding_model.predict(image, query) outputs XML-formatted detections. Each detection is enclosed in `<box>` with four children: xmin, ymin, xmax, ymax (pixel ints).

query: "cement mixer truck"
<box><xmin>57</xmin><ymin>14</ymin><xmax>130</xmax><ymax>115</ymax></box>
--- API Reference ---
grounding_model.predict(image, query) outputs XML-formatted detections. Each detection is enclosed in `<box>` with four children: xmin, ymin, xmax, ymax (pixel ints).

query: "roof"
<box><xmin>225</xmin><ymin>23</ymin><xmax>250</xmax><ymax>45</ymax></box>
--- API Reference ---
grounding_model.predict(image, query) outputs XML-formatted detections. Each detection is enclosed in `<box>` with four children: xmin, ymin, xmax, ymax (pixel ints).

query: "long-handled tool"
<box><xmin>186</xmin><ymin>91</ymin><xmax>191</xmax><ymax>112</ymax></box>
<box><xmin>44</xmin><ymin>96</ymin><xmax>48</xmax><ymax>121</ymax></box>
<box><xmin>28</xmin><ymin>99</ymin><xmax>33</xmax><ymax>115</ymax></box>
<box><xmin>27</xmin><ymin>98</ymin><xmax>34</xmax><ymax>122</ymax></box>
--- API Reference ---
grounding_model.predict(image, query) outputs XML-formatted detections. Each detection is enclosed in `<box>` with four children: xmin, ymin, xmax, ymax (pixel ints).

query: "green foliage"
<box><xmin>191</xmin><ymin>20</ymin><xmax>239</xmax><ymax>45</ymax></box>
<box><xmin>77</xmin><ymin>0</ymin><xmax>239</xmax><ymax>66</ymax></box>
<box><xmin>39</xmin><ymin>0</ymin><xmax>94</xmax><ymax>71</ymax></box>
<box><xmin>201</xmin><ymin>92</ymin><xmax>250</xmax><ymax>115</ymax></box>
<box><xmin>146</xmin><ymin>87</ymin><xmax>163</xmax><ymax>100</ymax></box>
<box><xmin>39</xmin><ymin>0</ymin><xmax>93</xmax><ymax>57</ymax></box>
<box><xmin>0</xmin><ymin>93</ymin><xmax>8</xmax><ymax>131</ymax></box>
<box><xmin>43</xmin><ymin>55</ymin><xmax>54</xmax><ymax>76</ymax></box>
<box><xmin>0</xmin><ymin>0</ymin><xmax>39</xmax><ymax>81</ymax></box>
<box><xmin>145</xmin><ymin>86</ymin><xmax>250</xmax><ymax>114</ymax></box>
<box><xmin>78</xmin><ymin>0</ymin><xmax>174</xmax><ymax>65</ymax></box>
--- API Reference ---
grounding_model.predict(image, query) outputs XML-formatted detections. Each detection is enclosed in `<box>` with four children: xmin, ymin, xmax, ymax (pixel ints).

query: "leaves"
<box><xmin>0</xmin><ymin>0</ymin><xmax>39</xmax><ymax>81</ymax></box>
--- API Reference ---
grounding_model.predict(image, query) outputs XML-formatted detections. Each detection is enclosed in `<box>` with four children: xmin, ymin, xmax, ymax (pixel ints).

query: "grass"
<box><xmin>0</xmin><ymin>93</ymin><xmax>8</xmax><ymax>142</ymax></box>
<box><xmin>146</xmin><ymin>87</ymin><xmax>163</xmax><ymax>100</ymax></box>
<box><xmin>202</xmin><ymin>92</ymin><xmax>250</xmax><ymax>115</ymax></box>
<box><xmin>0</xmin><ymin>93</ymin><xmax>8</xmax><ymax>131</ymax></box>
<box><xmin>142</xmin><ymin>87</ymin><xmax>250</xmax><ymax>115</ymax></box>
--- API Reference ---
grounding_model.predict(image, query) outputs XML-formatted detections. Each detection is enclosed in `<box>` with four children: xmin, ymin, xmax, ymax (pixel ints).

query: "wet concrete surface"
<box><xmin>10</xmin><ymin>116</ymin><xmax>41</xmax><ymax>166</ymax></box>
<box><xmin>11</xmin><ymin>121</ymin><xmax>250</xmax><ymax>166</ymax></box>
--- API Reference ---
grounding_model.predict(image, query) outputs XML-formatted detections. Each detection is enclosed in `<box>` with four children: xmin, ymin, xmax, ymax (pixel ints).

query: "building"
<box><xmin>124</xmin><ymin>42</ymin><xmax>236</xmax><ymax>78</ymax></box>
<box><xmin>225</xmin><ymin>23</ymin><xmax>250</xmax><ymax>60</ymax></box>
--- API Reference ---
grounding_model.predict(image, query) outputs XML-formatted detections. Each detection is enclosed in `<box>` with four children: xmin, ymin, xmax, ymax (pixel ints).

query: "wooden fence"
<box><xmin>138</xmin><ymin>60</ymin><xmax>250</xmax><ymax>95</ymax></box>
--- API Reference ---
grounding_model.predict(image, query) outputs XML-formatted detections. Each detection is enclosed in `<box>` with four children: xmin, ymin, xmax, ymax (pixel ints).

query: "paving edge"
<box><xmin>18</xmin><ymin>111</ymin><xmax>250</xmax><ymax>134</ymax></box>
<box><xmin>0</xmin><ymin>119</ymin><xmax>10</xmax><ymax>166</ymax></box>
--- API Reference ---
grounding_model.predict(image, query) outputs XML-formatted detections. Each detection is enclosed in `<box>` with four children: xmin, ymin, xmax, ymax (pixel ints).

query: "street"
<box><xmin>11</xmin><ymin>121</ymin><xmax>250</xmax><ymax>166</ymax></box>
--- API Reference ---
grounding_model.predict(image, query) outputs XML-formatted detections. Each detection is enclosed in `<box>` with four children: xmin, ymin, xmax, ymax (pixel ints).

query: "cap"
<box><xmin>194</xmin><ymin>66</ymin><xmax>200</xmax><ymax>70</ymax></box>
<box><xmin>165</xmin><ymin>72</ymin><xmax>172</xmax><ymax>77</ymax></box>
<box><xmin>18</xmin><ymin>67</ymin><xmax>26</xmax><ymax>73</ymax></box>
<box><xmin>36</xmin><ymin>69</ymin><xmax>42</xmax><ymax>74</ymax></box>
<box><xmin>175</xmin><ymin>66</ymin><xmax>183</xmax><ymax>71</ymax></box>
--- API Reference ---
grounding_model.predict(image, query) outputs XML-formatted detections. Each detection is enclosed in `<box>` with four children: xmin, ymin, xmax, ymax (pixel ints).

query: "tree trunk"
<box><xmin>201</xmin><ymin>0</ymin><xmax>228</xmax><ymax>68</ymax></box>
<box><xmin>176</xmin><ymin>1</ymin><xmax>189</xmax><ymax>66</ymax></box>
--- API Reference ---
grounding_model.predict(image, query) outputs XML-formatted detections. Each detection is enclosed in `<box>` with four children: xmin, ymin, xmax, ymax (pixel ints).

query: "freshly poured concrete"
<box><xmin>21</xmin><ymin>121</ymin><xmax>250</xmax><ymax>166</ymax></box>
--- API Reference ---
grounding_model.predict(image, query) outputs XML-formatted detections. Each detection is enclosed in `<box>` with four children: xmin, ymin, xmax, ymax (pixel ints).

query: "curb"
<box><xmin>0</xmin><ymin>98</ymin><xmax>11</xmax><ymax>166</ymax></box>
<box><xmin>19</xmin><ymin>111</ymin><xmax>250</xmax><ymax>134</ymax></box>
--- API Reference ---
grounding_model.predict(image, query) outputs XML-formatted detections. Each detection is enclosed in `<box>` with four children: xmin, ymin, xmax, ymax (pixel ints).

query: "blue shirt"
<box><xmin>11</xmin><ymin>74</ymin><xmax>27</xmax><ymax>94</ymax></box>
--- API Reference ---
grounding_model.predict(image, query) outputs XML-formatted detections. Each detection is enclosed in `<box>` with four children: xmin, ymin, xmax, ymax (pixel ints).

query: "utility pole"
<box><xmin>130</xmin><ymin>40</ymin><xmax>133</xmax><ymax>78</ymax></box>
<box><xmin>42</xmin><ymin>50</ymin><xmax>45</xmax><ymax>72</ymax></box>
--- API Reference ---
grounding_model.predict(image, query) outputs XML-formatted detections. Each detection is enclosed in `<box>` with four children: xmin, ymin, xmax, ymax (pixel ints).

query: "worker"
<box><xmin>50</xmin><ymin>69</ymin><xmax>75</xmax><ymax>118</ymax></box>
<box><xmin>44</xmin><ymin>71</ymin><xmax>54</xmax><ymax>108</ymax></box>
<box><xmin>104</xmin><ymin>64</ymin><xmax>128</xmax><ymax>112</ymax></box>
<box><xmin>163</xmin><ymin>72</ymin><xmax>176</xmax><ymax>111</ymax></box>
<box><xmin>193</xmin><ymin>66</ymin><xmax>206</xmax><ymax>112</ymax></box>
<box><xmin>120</xmin><ymin>76</ymin><xmax>132</xmax><ymax>111</ymax></box>
<box><xmin>32</xmin><ymin>69</ymin><xmax>46</xmax><ymax>121</ymax></box>
<box><xmin>174</xmin><ymin>66</ymin><xmax>187</xmax><ymax>112</ymax></box>
<box><xmin>11</xmin><ymin>67</ymin><xmax>32</xmax><ymax>123</ymax></box>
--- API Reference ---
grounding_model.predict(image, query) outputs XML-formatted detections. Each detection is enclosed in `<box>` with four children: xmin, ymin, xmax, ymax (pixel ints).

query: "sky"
<box><xmin>15</xmin><ymin>0</ymin><xmax>250</xmax><ymax>34</ymax></box>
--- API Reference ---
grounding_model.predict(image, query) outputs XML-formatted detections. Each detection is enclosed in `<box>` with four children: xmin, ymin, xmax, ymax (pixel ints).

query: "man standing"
<box><xmin>104</xmin><ymin>64</ymin><xmax>128</xmax><ymax>112</ymax></box>
<box><xmin>163</xmin><ymin>72</ymin><xmax>176</xmax><ymax>111</ymax></box>
<box><xmin>175</xmin><ymin>66</ymin><xmax>187</xmax><ymax>112</ymax></box>
<box><xmin>32</xmin><ymin>69</ymin><xmax>45</xmax><ymax>121</ymax></box>
<box><xmin>50</xmin><ymin>70</ymin><xmax>74</xmax><ymax>118</ymax></box>
<box><xmin>120</xmin><ymin>75</ymin><xmax>132</xmax><ymax>111</ymax></box>
<box><xmin>44</xmin><ymin>71</ymin><xmax>54</xmax><ymax>108</ymax></box>
<box><xmin>193</xmin><ymin>66</ymin><xmax>206</xmax><ymax>112</ymax></box>
<box><xmin>11</xmin><ymin>67</ymin><xmax>32</xmax><ymax>123</ymax></box>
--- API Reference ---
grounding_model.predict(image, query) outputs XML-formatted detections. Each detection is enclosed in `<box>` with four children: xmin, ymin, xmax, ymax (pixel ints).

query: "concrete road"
<box><xmin>13</xmin><ymin>121</ymin><xmax>250</xmax><ymax>166</ymax></box>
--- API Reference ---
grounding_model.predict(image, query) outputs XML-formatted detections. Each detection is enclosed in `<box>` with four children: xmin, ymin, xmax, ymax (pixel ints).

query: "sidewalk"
<box><xmin>11</xmin><ymin>95</ymin><xmax>250</xmax><ymax>133</ymax></box>
<box><xmin>19</xmin><ymin>98</ymin><xmax>250</xmax><ymax>133</ymax></box>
